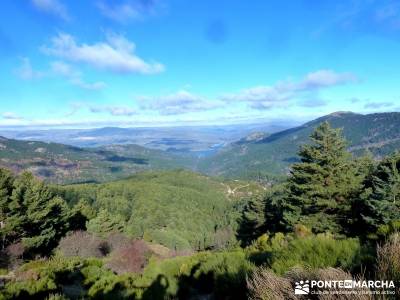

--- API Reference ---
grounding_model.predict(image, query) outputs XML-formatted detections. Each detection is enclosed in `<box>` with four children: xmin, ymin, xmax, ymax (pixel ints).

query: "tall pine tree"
<box><xmin>282</xmin><ymin>121</ymin><xmax>359</xmax><ymax>234</ymax></box>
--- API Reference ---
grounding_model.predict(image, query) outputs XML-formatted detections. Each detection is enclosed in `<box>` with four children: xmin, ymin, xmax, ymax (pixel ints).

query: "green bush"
<box><xmin>2</xmin><ymin>257</ymin><xmax>102</xmax><ymax>300</ymax></box>
<box><xmin>256</xmin><ymin>233</ymin><xmax>363</xmax><ymax>275</ymax></box>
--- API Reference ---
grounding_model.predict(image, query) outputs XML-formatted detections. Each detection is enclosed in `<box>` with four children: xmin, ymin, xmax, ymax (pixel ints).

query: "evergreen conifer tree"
<box><xmin>283</xmin><ymin>121</ymin><xmax>358</xmax><ymax>233</ymax></box>
<box><xmin>353</xmin><ymin>152</ymin><xmax>400</xmax><ymax>236</ymax></box>
<box><xmin>3</xmin><ymin>171</ymin><xmax>72</xmax><ymax>254</ymax></box>
<box><xmin>86</xmin><ymin>209</ymin><xmax>125</xmax><ymax>237</ymax></box>
<box><xmin>238</xmin><ymin>196</ymin><xmax>266</xmax><ymax>245</ymax></box>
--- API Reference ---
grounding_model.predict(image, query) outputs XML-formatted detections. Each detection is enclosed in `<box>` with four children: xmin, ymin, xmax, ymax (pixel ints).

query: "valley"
<box><xmin>2</xmin><ymin>112</ymin><xmax>400</xmax><ymax>184</ymax></box>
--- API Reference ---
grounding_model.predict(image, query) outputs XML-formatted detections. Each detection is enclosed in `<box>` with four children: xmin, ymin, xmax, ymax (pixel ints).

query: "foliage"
<box><xmin>238</xmin><ymin>183</ymin><xmax>287</xmax><ymax>244</ymax></box>
<box><xmin>351</xmin><ymin>152</ymin><xmax>400</xmax><ymax>239</ymax></box>
<box><xmin>57</xmin><ymin>231</ymin><xmax>108</xmax><ymax>258</ymax></box>
<box><xmin>1</xmin><ymin>232</ymin><xmax>371</xmax><ymax>299</ymax></box>
<box><xmin>246</xmin><ymin>232</ymin><xmax>364</xmax><ymax>275</ymax></box>
<box><xmin>1</xmin><ymin>257</ymin><xmax>102</xmax><ymax>299</ymax></box>
<box><xmin>282</xmin><ymin>122</ymin><xmax>361</xmax><ymax>234</ymax></box>
<box><xmin>86</xmin><ymin>209</ymin><xmax>125</xmax><ymax>238</ymax></box>
<box><xmin>58</xmin><ymin>170</ymin><xmax>242</xmax><ymax>251</ymax></box>
<box><xmin>238</xmin><ymin>195</ymin><xmax>267</xmax><ymax>246</ymax></box>
<box><xmin>269</xmin><ymin>234</ymin><xmax>363</xmax><ymax>275</ymax></box>
<box><xmin>0</xmin><ymin>170</ymin><xmax>77</xmax><ymax>257</ymax></box>
<box><xmin>105</xmin><ymin>240</ymin><xmax>150</xmax><ymax>274</ymax></box>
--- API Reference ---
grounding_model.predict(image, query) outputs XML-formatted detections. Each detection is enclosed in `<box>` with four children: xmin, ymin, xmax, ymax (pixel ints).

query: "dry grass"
<box><xmin>247</xmin><ymin>267</ymin><xmax>296</xmax><ymax>300</ymax></box>
<box><xmin>376</xmin><ymin>233</ymin><xmax>400</xmax><ymax>296</ymax></box>
<box><xmin>376</xmin><ymin>233</ymin><xmax>400</xmax><ymax>281</ymax></box>
<box><xmin>247</xmin><ymin>267</ymin><xmax>372</xmax><ymax>300</ymax></box>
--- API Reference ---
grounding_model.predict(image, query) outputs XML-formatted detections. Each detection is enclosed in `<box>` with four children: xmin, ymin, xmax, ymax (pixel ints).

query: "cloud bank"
<box><xmin>221</xmin><ymin>70</ymin><xmax>357</xmax><ymax>109</ymax></box>
<box><xmin>139</xmin><ymin>90</ymin><xmax>222</xmax><ymax>115</ymax></box>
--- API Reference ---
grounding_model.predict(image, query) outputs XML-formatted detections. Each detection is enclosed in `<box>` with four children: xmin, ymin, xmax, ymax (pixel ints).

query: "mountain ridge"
<box><xmin>1</xmin><ymin>111</ymin><xmax>400</xmax><ymax>182</ymax></box>
<box><xmin>197</xmin><ymin>111</ymin><xmax>400</xmax><ymax>179</ymax></box>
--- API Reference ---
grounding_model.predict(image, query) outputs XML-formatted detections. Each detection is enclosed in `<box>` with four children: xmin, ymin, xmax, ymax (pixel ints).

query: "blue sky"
<box><xmin>0</xmin><ymin>0</ymin><xmax>399</xmax><ymax>128</ymax></box>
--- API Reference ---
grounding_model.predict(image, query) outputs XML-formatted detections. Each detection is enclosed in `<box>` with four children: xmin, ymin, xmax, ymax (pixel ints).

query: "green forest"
<box><xmin>1</xmin><ymin>122</ymin><xmax>400</xmax><ymax>299</ymax></box>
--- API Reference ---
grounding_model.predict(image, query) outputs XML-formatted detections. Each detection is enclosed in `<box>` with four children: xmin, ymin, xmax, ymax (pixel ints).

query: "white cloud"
<box><xmin>15</xmin><ymin>57</ymin><xmax>44</xmax><ymax>80</ymax></box>
<box><xmin>364</xmin><ymin>101</ymin><xmax>394</xmax><ymax>109</ymax></box>
<box><xmin>31</xmin><ymin>0</ymin><xmax>69</xmax><ymax>20</ymax></box>
<box><xmin>50</xmin><ymin>61</ymin><xmax>106</xmax><ymax>90</ymax></box>
<box><xmin>299</xmin><ymin>70</ymin><xmax>357</xmax><ymax>89</ymax></box>
<box><xmin>96</xmin><ymin>0</ymin><xmax>161</xmax><ymax>23</ymax></box>
<box><xmin>221</xmin><ymin>70</ymin><xmax>357</xmax><ymax>110</ymax></box>
<box><xmin>97</xmin><ymin>2</ymin><xmax>140</xmax><ymax>22</ymax></box>
<box><xmin>50</xmin><ymin>60</ymin><xmax>76</xmax><ymax>77</ymax></box>
<box><xmin>42</xmin><ymin>33</ymin><xmax>164</xmax><ymax>74</ymax></box>
<box><xmin>90</xmin><ymin>105</ymin><xmax>136</xmax><ymax>116</ymax></box>
<box><xmin>2</xmin><ymin>112</ymin><xmax>23</xmax><ymax>120</ymax></box>
<box><xmin>139</xmin><ymin>90</ymin><xmax>222</xmax><ymax>115</ymax></box>
<box><xmin>73</xmin><ymin>80</ymin><xmax>106</xmax><ymax>90</ymax></box>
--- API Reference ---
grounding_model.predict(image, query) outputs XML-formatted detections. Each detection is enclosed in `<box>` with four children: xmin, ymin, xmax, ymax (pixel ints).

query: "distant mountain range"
<box><xmin>0</xmin><ymin>122</ymin><xmax>295</xmax><ymax>153</ymax></box>
<box><xmin>197</xmin><ymin>112</ymin><xmax>400</xmax><ymax>179</ymax></box>
<box><xmin>1</xmin><ymin>112</ymin><xmax>399</xmax><ymax>182</ymax></box>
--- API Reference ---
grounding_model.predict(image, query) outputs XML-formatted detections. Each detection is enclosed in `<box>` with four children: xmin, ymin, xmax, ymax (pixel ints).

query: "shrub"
<box><xmin>3</xmin><ymin>257</ymin><xmax>102</xmax><ymax>300</ymax></box>
<box><xmin>105</xmin><ymin>240</ymin><xmax>150</xmax><ymax>274</ymax></box>
<box><xmin>5</xmin><ymin>242</ymin><xmax>25</xmax><ymax>268</ymax></box>
<box><xmin>267</xmin><ymin>234</ymin><xmax>363</xmax><ymax>275</ymax></box>
<box><xmin>294</xmin><ymin>224</ymin><xmax>312</xmax><ymax>238</ymax></box>
<box><xmin>144</xmin><ymin>229</ymin><xmax>192</xmax><ymax>251</ymax></box>
<box><xmin>57</xmin><ymin>231</ymin><xmax>108</xmax><ymax>258</ymax></box>
<box><xmin>6</xmin><ymin>242</ymin><xmax>25</xmax><ymax>259</ymax></box>
<box><xmin>177</xmin><ymin>250</ymin><xmax>255</xmax><ymax>299</ymax></box>
<box><xmin>106</xmin><ymin>232</ymin><xmax>131</xmax><ymax>252</ymax></box>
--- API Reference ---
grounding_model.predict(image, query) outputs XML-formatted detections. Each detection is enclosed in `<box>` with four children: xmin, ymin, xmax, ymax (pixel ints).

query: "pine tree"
<box><xmin>353</xmin><ymin>152</ymin><xmax>400</xmax><ymax>236</ymax></box>
<box><xmin>282</xmin><ymin>121</ymin><xmax>359</xmax><ymax>234</ymax></box>
<box><xmin>0</xmin><ymin>168</ymin><xmax>14</xmax><ymax>249</ymax></box>
<box><xmin>4</xmin><ymin>171</ymin><xmax>72</xmax><ymax>254</ymax></box>
<box><xmin>86</xmin><ymin>209</ymin><xmax>125</xmax><ymax>237</ymax></box>
<box><xmin>238</xmin><ymin>196</ymin><xmax>267</xmax><ymax>245</ymax></box>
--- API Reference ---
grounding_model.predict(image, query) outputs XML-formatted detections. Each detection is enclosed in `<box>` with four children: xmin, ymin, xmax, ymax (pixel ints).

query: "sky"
<box><xmin>0</xmin><ymin>0</ymin><xmax>399</xmax><ymax>128</ymax></box>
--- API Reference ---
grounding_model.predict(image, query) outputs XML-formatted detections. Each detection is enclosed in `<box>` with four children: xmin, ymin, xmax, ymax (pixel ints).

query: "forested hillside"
<box><xmin>55</xmin><ymin>170</ymin><xmax>264</xmax><ymax>251</ymax></box>
<box><xmin>198</xmin><ymin>112</ymin><xmax>400</xmax><ymax>179</ymax></box>
<box><xmin>0</xmin><ymin>137</ymin><xmax>194</xmax><ymax>184</ymax></box>
<box><xmin>1</xmin><ymin>121</ymin><xmax>400</xmax><ymax>299</ymax></box>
